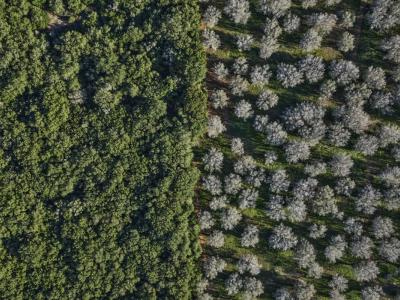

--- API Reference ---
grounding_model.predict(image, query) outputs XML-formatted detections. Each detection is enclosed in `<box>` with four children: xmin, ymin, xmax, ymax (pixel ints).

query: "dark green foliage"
<box><xmin>0</xmin><ymin>1</ymin><xmax>206</xmax><ymax>299</ymax></box>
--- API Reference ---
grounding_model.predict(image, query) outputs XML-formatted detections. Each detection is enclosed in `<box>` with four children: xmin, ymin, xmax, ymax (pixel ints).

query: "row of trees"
<box><xmin>199</xmin><ymin>0</ymin><xmax>400</xmax><ymax>299</ymax></box>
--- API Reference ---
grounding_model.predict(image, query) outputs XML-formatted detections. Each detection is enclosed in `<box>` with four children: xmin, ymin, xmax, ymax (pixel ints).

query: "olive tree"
<box><xmin>379</xmin><ymin>238</ymin><xmax>400</xmax><ymax>262</ymax></box>
<box><xmin>231</xmin><ymin>137</ymin><xmax>245</xmax><ymax>156</ymax></box>
<box><xmin>203</xmin><ymin>175</ymin><xmax>222</xmax><ymax>195</ymax></box>
<box><xmin>329</xmin><ymin>274</ymin><xmax>348</xmax><ymax>292</ymax></box>
<box><xmin>241</xmin><ymin>225</ymin><xmax>260</xmax><ymax>247</ymax></box>
<box><xmin>269</xmin><ymin>169</ymin><xmax>290</xmax><ymax>193</ymax></box>
<box><xmin>242</xmin><ymin>277</ymin><xmax>264</xmax><ymax>299</ymax></box>
<box><xmin>300</xmin><ymin>28</ymin><xmax>322</xmax><ymax>52</ymax></box>
<box><xmin>301</xmin><ymin>0</ymin><xmax>317</xmax><ymax>9</ymax></box>
<box><xmin>330</xmin><ymin>60</ymin><xmax>360</xmax><ymax>86</ymax></box>
<box><xmin>210</xmin><ymin>196</ymin><xmax>228</xmax><ymax>211</ymax></box>
<box><xmin>236</xmin><ymin>34</ymin><xmax>254</xmax><ymax>52</ymax></box>
<box><xmin>269</xmin><ymin>223</ymin><xmax>298</xmax><ymax>250</ymax></box>
<box><xmin>368</xmin><ymin>0</ymin><xmax>400</xmax><ymax>31</ymax></box>
<box><xmin>294</xmin><ymin>281</ymin><xmax>316</xmax><ymax>300</ymax></box>
<box><xmin>283</xmin><ymin>13</ymin><xmax>300</xmax><ymax>33</ymax></box>
<box><xmin>292</xmin><ymin>177</ymin><xmax>318</xmax><ymax>201</ymax></box>
<box><xmin>283</xmin><ymin>102</ymin><xmax>326</xmax><ymax>141</ymax></box>
<box><xmin>294</xmin><ymin>239</ymin><xmax>316</xmax><ymax>269</ymax></box>
<box><xmin>324</xmin><ymin>235</ymin><xmax>347</xmax><ymax>263</ymax></box>
<box><xmin>221</xmin><ymin>208</ymin><xmax>242</xmax><ymax>230</ymax></box>
<box><xmin>355</xmin><ymin>134</ymin><xmax>379</xmax><ymax>156</ymax></box>
<box><xmin>260</xmin><ymin>35</ymin><xmax>279</xmax><ymax>59</ymax></box>
<box><xmin>381</xmin><ymin>35</ymin><xmax>400</xmax><ymax>63</ymax></box>
<box><xmin>354</xmin><ymin>261</ymin><xmax>379</xmax><ymax>282</ymax></box>
<box><xmin>284</xmin><ymin>141</ymin><xmax>311</xmax><ymax>163</ymax></box>
<box><xmin>234</xmin><ymin>100</ymin><xmax>253</xmax><ymax>120</ymax></box>
<box><xmin>204</xmin><ymin>256</ymin><xmax>226</xmax><ymax>279</ymax></box>
<box><xmin>237</xmin><ymin>254</ymin><xmax>261</xmax><ymax>275</ymax></box>
<box><xmin>369</xmin><ymin>91</ymin><xmax>394</xmax><ymax>114</ymax></box>
<box><xmin>213</xmin><ymin>62</ymin><xmax>229</xmax><ymax>80</ymax></box>
<box><xmin>208</xmin><ymin>115</ymin><xmax>226</xmax><ymax>138</ymax></box>
<box><xmin>330</xmin><ymin>154</ymin><xmax>353</xmax><ymax>177</ymax></box>
<box><xmin>334</xmin><ymin>103</ymin><xmax>370</xmax><ymax>133</ymax></box>
<box><xmin>263</xmin><ymin>17</ymin><xmax>282</xmax><ymax>39</ymax></box>
<box><xmin>225</xmin><ymin>273</ymin><xmax>242</xmax><ymax>295</ymax></box>
<box><xmin>203</xmin><ymin>29</ymin><xmax>221</xmax><ymax>50</ymax></box>
<box><xmin>361</xmin><ymin>285</ymin><xmax>384</xmax><ymax>300</ymax></box>
<box><xmin>298</xmin><ymin>55</ymin><xmax>325</xmax><ymax>83</ymax></box>
<box><xmin>250</xmin><ymin>65</ymin><xmax>272</xmax><ymax>85</ymax></box>
<box><xmin>224</xmin><ymin>173</ymin><xmax>242</xmax><ymax>195</ymax></box>
<box><xmin>203</xmin><ymin>147</ymin><xmax>224</xmax><ymax>173</ymax></box>
<box><xmin>364</xmin><ymin>66</ymin><xmax>386</xmax><ymax>90</ymax></box>
<box><xmin>337</xmin><ymin>32</ymin><xmax>355</xmax><ymax>52</ymax></box>
<box><xmin>350</xmin><ymin>236</ymin><xmax>374</xmax><ymax>259</ymax></box>
<box><xmin>204</xmin><ymin>6</ymin><xmax>222</xmax><ymax>28</ymax></box>
<box><xmin>224</xmin><ymin>0</ymin><xmax>251</xmax><ymax>24</ymax></box>
<box><xmin>307</xmin><ymin>13</ymin><xmax>337</xmax><ymax>34</ymax></box>
<box><xmin>265</xmin><ymin>122</ymin><xmax>288</xmax><ymax>145</ymax></box>
<box><xmin>239</xmin><ymin>188</ymin><xmax>259</xmax><ymax>209</ymax></box>
<box><xmin>208</xmin><ymin>230</ymin><xmax>225</xmax><ymax>248</ymax></box>
<box><xmin>266</xmin><ymin>195</ymin><xmax>287</xmax><ymax>221</ymax></box>
<box><xmin>232</xmin><ymin>57</ymin><xmax>248</xmax><ymax>75</ymax></box>
<box><xmin>259</xmin><ymin>0</ymin><xmax>291</xmax><ymax>17</ymax></box>
<box><xmin>210</xmin><ymin>89</ymin><xmax>229</xmax><ymax>109</ymax></box>
<box><xmin>253</xmin><ymin>115</ymin><xmax>269</xmax><ymax>132</ymax></box>
<box><xmin>230</xmin><ymin>75</ymin><xmax>249</xmax><ymax>96</ymax></box>
<box><xmin>319</xmin><ymin>79</ymin><xmax>337</xmax><ymax>100</ymax></box>
<box><xmin>276</xmin><ymin>63</ymin><xmax>304</xmax><ymax>88</ymax></box>
<box><xmin>340</xmin><ymin>10</ymin><xmax>355</xmax><ymax>28</ymax></box>
<box><xmin>344</xmin><ymin>217</ymin><xmax>363</xmax><ymax>236</ymax></box>
<box><xmin>304</xmin><ymin>161</ymin><xmax>327</xmax><ymax>177</ymax></box>
<box><xmin>378</xmin><ymin>124</ymin><xmax>400</xmax><ymax>148</ymax></box>
<box><xmin>372</xmin><ymin>216</ymin><xmax>394</xmax><ymax>239</ymax></box>
<box><xmin>287</xmin><ymin>195</ymin><xmax>308</xmax><ymax>221</ymax></box>
<box><xmin>326</xmin><ymin>124</ymin><xmax>351</xmax><ymax>147</ymax></box>
<box><xmin>356</xmin><ymin>184</ymin><xmax>381</xmax><ymax>215</ymax></box>
<box><xmin>309</xmin><ymin>224</ymin><xmax>327</xmax><ymax>239</ymax></box>
<box><xmin>257</xmin><ymin>90</ymin><xmax>278</xmax><ymax>110</ymax></box>
<box><xmin>200</xmin><ymin>211</ymin><xmax>215</xmax><ymax>230</ymax></box>
<box><xmin>379</xmin><ymin>166</ymin><xmax>400</xmax><ymax>187</ymax></box>
<box><xmin>313</xmin><ymin>185</ymin><xmax>338</xmax><ymax>217</ymax></box>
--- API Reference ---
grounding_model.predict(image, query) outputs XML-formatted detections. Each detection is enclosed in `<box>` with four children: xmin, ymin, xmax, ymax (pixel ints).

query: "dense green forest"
<box><xmin>0</xmin><ymin>0</ymin><xmax>206</xmax><ymax>298</ymax></box>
